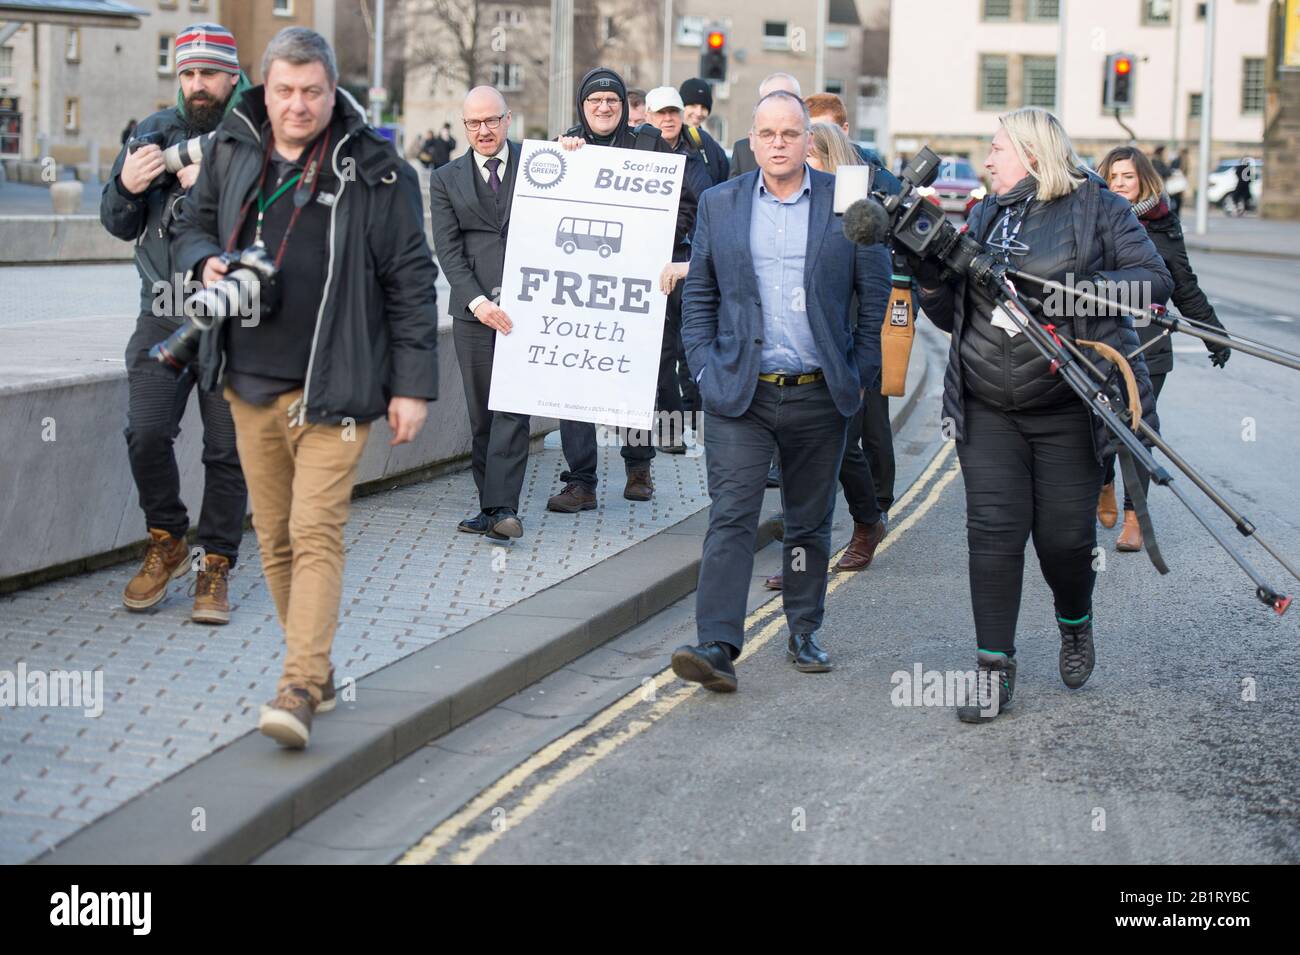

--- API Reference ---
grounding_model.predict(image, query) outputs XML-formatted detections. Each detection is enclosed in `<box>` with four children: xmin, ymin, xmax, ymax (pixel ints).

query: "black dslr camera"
<box><xmin>150</xmin><ymin>245</ymin><xmax>280</xmax><ymax>371</ymax></box>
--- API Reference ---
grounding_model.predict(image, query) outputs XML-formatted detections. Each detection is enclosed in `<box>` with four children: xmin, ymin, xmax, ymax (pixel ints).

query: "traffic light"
<box><xmin>1104</xmin><ymin>53</ymin><xmax>1135</xmax><ymax>111</ymax></box>
<box><xmin>700</xmin><ymin>29</ymin><xmax>727</xmax><ymax>83</ymax></box>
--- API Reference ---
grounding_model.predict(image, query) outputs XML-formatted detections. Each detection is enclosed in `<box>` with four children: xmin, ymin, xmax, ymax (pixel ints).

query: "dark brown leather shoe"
<box><xmin>191</xmin><ymin>553</ymin><xmax>231</xmax><ymax>625</ymax></box>
<box><xmin>123</xmin><ymin>528</ymin><xmax>190</xmax><ymax>611</ymax></box>
<box><xmin>258</xmin><ymin>687</ymin><xmax>314</xmax><ymax>748</ymax></box>
<box><xmin>834</xmin><ymin>519</ymin><xmax>887</xmax><ymax>572</ymax></box>
<box><xmin>547</xmin><ymin>482</ymin><xmax>597</xmax><ymax>513</ymax></box>
<box><xmin>624</xmin><ymin>465</ymin><xmax>654</xmax><ymax>501</ymax></box>
<box><xmin>764</xmin><ymin>573</ymin><xmax>783</xmax><ymax>590</ymax></box>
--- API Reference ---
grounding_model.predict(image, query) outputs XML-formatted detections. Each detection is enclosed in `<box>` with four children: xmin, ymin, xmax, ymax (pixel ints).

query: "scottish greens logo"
<box><xmin>524</xmin><ymin>147</ymin><xmax>566</xmax><ymax>190</ymax></box>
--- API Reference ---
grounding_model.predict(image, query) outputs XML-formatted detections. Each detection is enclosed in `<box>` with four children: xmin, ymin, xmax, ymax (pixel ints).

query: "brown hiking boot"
<box><xmin>1097</xmin><ymin>483</ymin><xmax>1119</xmax><ymax>528</ymax></box>
<box><xmin>191</xmin><ymin>554</ymin><xmax>231</xmax><ymax>625</ymax></box>
<box><xmin>1116</xmin><ymin>509</ymin><xmax>1143</xmax><ymax>551</ymax></box>
<box><xmin>834</xmin><ymin>519</ymin><xmax>887</xmax><ymax>572</ymax></box>
<box><xmin>258</xmin><ymin>687</ymin><xmax>314</xmax><ymax>748</ymax></box>
<box><xmin>123</xmin><ymin>528</ymin><xmax>190</xmax><ymax>611</ymax></box>
<box><xmin>547</xmin><ymin>481</ymin><xmax>597</xmax><ymax>513</ymax></box>
<box><xmin>624</xmin><ymin>465</ymin><xmax>654</xmax><ymax>501</ymax></box>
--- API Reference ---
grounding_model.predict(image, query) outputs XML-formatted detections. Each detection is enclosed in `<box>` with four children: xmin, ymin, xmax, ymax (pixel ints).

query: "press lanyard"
<box><xmin>989</xmin><ymin>198</ymin><xmax>1031</xmax><ymax>260</ymax></box>
<box><xmin>254</xmin><ymin>172</ymin><xmax>302</xmax><ymax>245</ymax></box>
<box><xmin>228</xmin><ymin>127</ymin><xmax>332</xmax><ymax>268</ymax></box>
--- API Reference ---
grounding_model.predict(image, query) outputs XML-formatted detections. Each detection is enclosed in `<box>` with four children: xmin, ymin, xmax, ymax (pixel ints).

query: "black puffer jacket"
<box><xmin>921</xmin><ymin>175</ymin><xmax>1173</xmax><ymax>460</ymax></box>
<box><xmin>171</xmin><ymin>87</ymin><xmax>439</xmax><ymax>425</ymax></box>
<box><xmin>1139</xmin><ymin>207</ymin><xmax>1226</xmax><ymax>375</ymax></box>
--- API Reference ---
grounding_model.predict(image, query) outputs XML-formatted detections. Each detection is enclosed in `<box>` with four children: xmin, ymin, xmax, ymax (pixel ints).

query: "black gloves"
<box><xmin>1209</xmin><ymin>345</ymin><xmax>1231</xmax><ymax>368</ymax></box>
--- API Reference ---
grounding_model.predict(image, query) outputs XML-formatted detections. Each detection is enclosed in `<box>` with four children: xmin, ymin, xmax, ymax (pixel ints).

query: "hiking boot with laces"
<box><xmin>1058</xmin><ymin>615</ymin><xmax>1095</xmax><ymax>689</ymax></box>
<box><xmin>546</xmin><ymin>481</ymin><xmax>597</xmax><ymax>513</ymax></box>
<box><xmin>191</xmin><ymin>554</ymin><xmax>231</xmax><ymax>625</ymax></box>
<box><xmin>957</xmin><ymin>650</ymin><xmax>1017</xmax><ymax>723</ymax></box>
<box><xmin>123</xmin><ymin>528</ymin><xmax>190</xmax><ymax>611</ymax></box>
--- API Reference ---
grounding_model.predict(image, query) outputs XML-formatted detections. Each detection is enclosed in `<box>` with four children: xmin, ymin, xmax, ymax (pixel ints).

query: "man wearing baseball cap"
<box><xmin>101</xmin><ymin>23</ymin><xmax>252</xmax><ymax>626</ymax></box>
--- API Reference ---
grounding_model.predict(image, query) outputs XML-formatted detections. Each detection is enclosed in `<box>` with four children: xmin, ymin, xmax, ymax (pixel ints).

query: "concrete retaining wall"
<box><xmin>0</xmin><ymin>215</ymin><xmax>135</xmax><ymax>264</ymax></box>
<box><xmin>0</xmin><ymin>322</ymin><xmax>555</xmax><ymax>585</ymax></box>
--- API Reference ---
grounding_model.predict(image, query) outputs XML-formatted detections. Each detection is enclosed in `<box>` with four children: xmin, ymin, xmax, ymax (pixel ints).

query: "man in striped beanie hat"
<box><xmin>174</xmin><ymin>22</ymin><xmax>247</xmax><ymax>132</ymax></box>
<box><xmin>98</xmin><ymin>21</ymin><xmax>252</xmax><ymax>629</ymax></box>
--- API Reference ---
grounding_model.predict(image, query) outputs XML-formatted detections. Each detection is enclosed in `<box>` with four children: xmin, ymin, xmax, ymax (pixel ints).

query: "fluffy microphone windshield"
<box><xmin>842</xmin><ymin>198</ymin><xmax>891</xmax><ymax>247</ymax></box>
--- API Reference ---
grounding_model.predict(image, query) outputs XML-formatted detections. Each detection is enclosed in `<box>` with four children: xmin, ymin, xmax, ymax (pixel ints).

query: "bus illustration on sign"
<box><xmin>556</xmin><ymin>217</ymin><xmax>623</xmax><ymax>258</ymax></box>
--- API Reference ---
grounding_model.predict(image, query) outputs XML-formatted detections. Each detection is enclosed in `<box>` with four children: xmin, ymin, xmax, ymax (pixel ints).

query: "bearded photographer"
<box><xmin>101</xmin><ymin>23</ymin><xmax>252</xmax><ymax>624</ymax></box>
<box><xmin>171</xmin><ymin>28</ymin><xmax>438</xmax><ymax>749</ymax></box>
<box><xmin>915</xmin><ymin>107</ymin><xmax>1171</xmax><ymax>722</ymax></box>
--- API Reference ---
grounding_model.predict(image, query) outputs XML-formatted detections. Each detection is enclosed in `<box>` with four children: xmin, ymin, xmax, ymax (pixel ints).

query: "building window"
<box><xmin>826</xmin><ymin>29</ymin><xmax>848</xmax><ymax>49</ymax></box>
<box><xmin>0</xmin><ymin>45</ymin><xmax>12</xmax><ymax>79</ymax></box>
<box><xmin>600</xmin><ymin>15</ymin><xmax>616</xmax><ymax>44</ymax></box>
<box><xmin>983</xmin><ymin>0</ymin><xmax>1012</xmax><ymax>20</ymax></box>
<box><xmin>676</xmin><ymin>15</ymin><xmax>704</xmax><ymax>47</ymax></box>
<box><xmin>65</xmin><ymin>28</ymin><xmax>79</xmax><ymax>63</ymax></box>
<box><xmin>490</xmin><ymin>62</ymin><xmax>523</xmax><ymax>91</ymax></box>
<box><xmin>64</xmin><ymin>97</ymin><xmax>79</xmax><ymax>131</ymax></box>
<box><xmin>979</xmin><ymin>54</ymin><xmax>1009</xmax><ymax>110</ymax></box>
<box><xmin>858</xmin><ymin>127</ymin><xmax>878</xmax><ymax>145</ymax></box>
<box><xmin>1189</xmin><ymin>92</ymin><xmax>1202</xmax><ymax>118</ymax></box>
<box><xmin>1143</xmin><ymin>0</ymin><xmax>1173</xmax><ymax>23</ymax></box>
<box><xmin>274</xmin><ymin>0</ymin><xmax>293</xmax><ymax>15</ymax></box>
<box><xmin>157</xmin><ymin>35</ymin><xmax>173</xmax><ymax>74</ymax></box>
<box><xmin>1024</xmin><ymin>55</ymin><xmax>1057</xmax><ymax>109</ymax></box>
<box><xmin>825</xmin><ymin>79</ymin><xmax>844</xmax><ymax>96</ymax></box>
<box><xmin>1027</xmin><ymin>0</ymin><xmax>1059</xmax><ymax>20</ymax></box>
<box><xmin>763</xmin><ymin>21</ymin><xmax>789</xmax><ymax>51</ymax></box>
<box><xmin>1241</xmin><ymin>57</ymin><xmax>1264</xmax><ymax>113</ymax></box>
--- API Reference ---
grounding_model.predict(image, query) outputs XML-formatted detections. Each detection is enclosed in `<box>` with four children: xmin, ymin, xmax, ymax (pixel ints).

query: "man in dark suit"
<box><xmin>671</xmin><ymin>91</ymin><xmax>891</xmax><ymax>691</ymax></box>
<box><xmin>428</xmin><ymin>86</ymin><xmax>529</xmax><ymax>542</ymax></box>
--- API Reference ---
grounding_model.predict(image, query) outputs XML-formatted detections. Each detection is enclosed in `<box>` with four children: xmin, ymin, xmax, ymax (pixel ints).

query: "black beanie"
<box><xmin>679</xmin><ymin>78</ymin><xmax>713</xmax><ymax>113</ymax></box>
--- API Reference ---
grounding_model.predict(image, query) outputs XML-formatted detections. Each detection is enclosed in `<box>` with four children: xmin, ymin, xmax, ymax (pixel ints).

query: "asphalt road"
<box><xmin>260</xmin><ymin>249</ymin><xmax>1299</xmax><ymax>864</ymax></box>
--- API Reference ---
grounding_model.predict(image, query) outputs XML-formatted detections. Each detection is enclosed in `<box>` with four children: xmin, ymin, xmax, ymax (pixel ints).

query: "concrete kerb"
<box><xmin>31</xmin><ymin>323</ymin><xmax>939</xmax><ymax>865</ymax></box>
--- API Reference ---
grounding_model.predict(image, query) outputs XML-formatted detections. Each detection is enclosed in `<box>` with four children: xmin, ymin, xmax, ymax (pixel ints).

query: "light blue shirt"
<box><xmin>751</xmin><ymin>165</ymin><xmax>820</xmax><ymax>374</ymax></box>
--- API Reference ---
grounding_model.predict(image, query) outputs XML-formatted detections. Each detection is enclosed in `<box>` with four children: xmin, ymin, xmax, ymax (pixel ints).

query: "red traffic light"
<box><xmin>1114</xmin><ymin>57</ymin><xmax>1131</xmax><ymax>74</ymax></box>
<box><xmin>707</xmin><ymin>31</ymin><xmax>725</xmax><ymax>50</ymax></box>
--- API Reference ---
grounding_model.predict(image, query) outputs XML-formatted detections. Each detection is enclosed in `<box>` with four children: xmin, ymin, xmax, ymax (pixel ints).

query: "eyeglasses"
<box><xmin>753</xmin><ymin>129</ymin><xmax>808</xmax><ymax>145</ymax></box>
<box><xmin>464</xmin><ymin>114</ymin><xmax>506</xmax><ymax>132</ymax></box>
<box><xmin>584</xmin><ymin>96</ymin><xmax>622</xmax><ymax>110</ymax></box>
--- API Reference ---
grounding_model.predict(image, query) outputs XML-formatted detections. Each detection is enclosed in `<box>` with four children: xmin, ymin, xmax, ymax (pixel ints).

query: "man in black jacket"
<box><xmin>545</xmin><ymin>67</ymin><xmax>698</xmax><ymax>511</ymax></box>
<box><xmin>101</xmin><ymin>21</ymin><xmax>251</xmax><ymax>625</ymax></box>
<box><xmin>172</xmin><ymin>27</ymin><xmax>439</xmax><ymax>749</ymax></box>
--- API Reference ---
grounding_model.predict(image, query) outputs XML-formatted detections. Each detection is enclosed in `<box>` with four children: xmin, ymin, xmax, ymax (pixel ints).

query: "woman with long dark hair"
<box><xmin>1095</xmin><ymin>146</ymin><xmax>1231</xmax><ymax>551</ymax></box>
<box><xmin>917</xmin><ymin>108</ymin><xmax>1171</xmax><ymax>722</ymax></box>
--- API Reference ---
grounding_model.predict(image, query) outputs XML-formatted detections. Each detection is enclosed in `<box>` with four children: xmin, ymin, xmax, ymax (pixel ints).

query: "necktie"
<box><xmin>486</xmin><ymin>157</ymin><xmax>501</xmax><ymax>195</ymax></box>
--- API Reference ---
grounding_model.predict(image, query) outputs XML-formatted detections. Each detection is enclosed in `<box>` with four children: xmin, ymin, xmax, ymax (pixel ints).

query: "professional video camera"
<box><xmin>839</xmin><ymin>144</ymin><xmax>1296</xmax><ymax>616</ymax></box>
<box><xmin>149</xmin><ymin>244</ymin><xmax>280</xmax><ymax>371</ymax></box>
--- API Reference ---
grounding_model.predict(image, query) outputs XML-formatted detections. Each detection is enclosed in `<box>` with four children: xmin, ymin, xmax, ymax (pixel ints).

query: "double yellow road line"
<box><xmin>398</xmin><ymin>441</ymin><xmax>961</xmax><ymax>865</ymax></box>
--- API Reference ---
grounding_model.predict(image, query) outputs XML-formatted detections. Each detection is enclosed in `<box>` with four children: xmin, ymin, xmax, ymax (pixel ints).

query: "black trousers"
<box><xmin>453</xmin><ymin>319</ymin><xmax>532</xmax><ymax>512</ymax></box>
<box><xmin>124</xmin><ymin>313</ymin><xmax>247</xmax><ymax>564</ymax></box>
<box><xmin>558</xmin><ymin>313</ymin><xmax>680</xmax><ymax>489</ymax></box>
<box><xmin>666</xmin><ymin>283</ymin><xmax>699</xmax><ymax>414</ymax></box>
<box><xmin>861</xmin><ymin>386</ymin><xmax>895</xmax><ymax>513</ymax></box>
<box><xmin>956</xmin><ymin>396</ymin><xmax>1101</xmax><ymax>654</ymax></box>
<box><xmin>1102</xmin><ymin>372</ymin><xmax>1167</xmax><ymax>510</ymax></box>
<box><xmin>697</xmin><ymin>379</ymin><xmax>848</xmax><ymax>652</ymax></box>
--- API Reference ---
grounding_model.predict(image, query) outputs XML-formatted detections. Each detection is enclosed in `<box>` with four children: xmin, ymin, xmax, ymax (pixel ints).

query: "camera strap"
<box><xmin>228</xmin><ymin>127</ymin><xmax>333</xmax><ymax>268</ymax></box>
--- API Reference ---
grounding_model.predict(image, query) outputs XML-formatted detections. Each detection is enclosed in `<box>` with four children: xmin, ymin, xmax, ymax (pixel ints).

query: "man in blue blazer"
<box><xmin>670</xmin><ymin>91</ymin><xmax>891</xmax><ymax>691</ymax></box>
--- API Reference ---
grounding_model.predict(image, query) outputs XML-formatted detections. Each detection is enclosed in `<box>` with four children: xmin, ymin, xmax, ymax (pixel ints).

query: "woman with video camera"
<box><xmin>1095</xmin><ymin>146</ymin><xmax>1231</xmax><ymax>553</ymax></box>
<box><xmin>916</xmin><ymin>107</ymin><xmax>1171</xmax><ymax>722</ymax></box>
